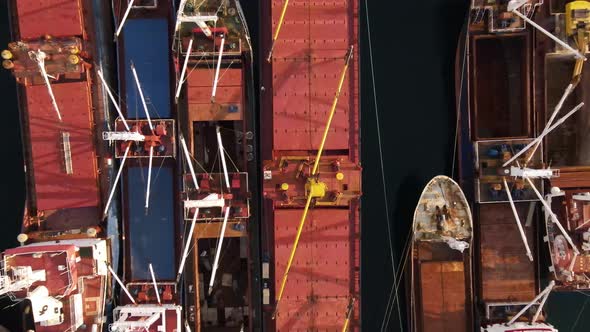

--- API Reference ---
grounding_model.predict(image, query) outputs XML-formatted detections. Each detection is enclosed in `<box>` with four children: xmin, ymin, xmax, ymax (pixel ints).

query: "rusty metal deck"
<box><xmin>478</xmin><ymin>204</ymin><xmax>536</xmax><ymax>302</ymax></box>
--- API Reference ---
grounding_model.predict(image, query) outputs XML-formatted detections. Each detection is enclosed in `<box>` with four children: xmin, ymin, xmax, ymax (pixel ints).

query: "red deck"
<box><xmin>270</xmin><ymin>0</ymin><xmax>359</xmax><ymax>152</ymax></box>
<box><xmin>14</xmin><ymin>0</ymin><xmax>83</xmax><ymax>39</ymax></box>
<box><xmin>263</xmin><ymin>0</ymin><xmax>360</xmax><ymax>330</ymax></box>
<box><xmin>273</xmin><ymin>209</ymin><xmax>351</xmax><ymax>330</ymax></box>
<box><xmin>25</xmin><ymin>82</ymin><xmax>98</xmax><ymax>212</ymax></box>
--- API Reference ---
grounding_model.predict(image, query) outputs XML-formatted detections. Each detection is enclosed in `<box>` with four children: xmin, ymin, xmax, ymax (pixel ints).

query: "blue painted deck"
<box><xmin>124</xmin><ymin>166</ymin><xmax>175</xmax><ymax>280</ymax></box>
<box><xmin>122</xmin><ymin>18</ymin><xmax>171</xmax><ymax>118</ymax></box>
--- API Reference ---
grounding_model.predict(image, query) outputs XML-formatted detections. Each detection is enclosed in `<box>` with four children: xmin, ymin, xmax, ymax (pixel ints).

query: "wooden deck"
<box><xmin>478</xmin><ymin>203</ymin><xmax>536</xmax><ymax>302</ymax></box>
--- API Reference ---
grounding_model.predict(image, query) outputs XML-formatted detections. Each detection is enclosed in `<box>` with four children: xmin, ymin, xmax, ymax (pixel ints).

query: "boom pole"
<box><xmin>266</xmin><ymin>0</ymin><xmax>290</xmax><ymax>62</ymax></box>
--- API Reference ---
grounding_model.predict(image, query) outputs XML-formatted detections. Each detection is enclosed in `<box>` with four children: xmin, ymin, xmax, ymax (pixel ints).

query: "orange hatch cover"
<box><xmin>25</xmin><ymin>82</ymin><xmax>98</xmax><ymax>211</ymax></box>
<box><xmin>15</xmin><ymin>0</ymin><xmax>84</xmax><ymax>40</ymax></box>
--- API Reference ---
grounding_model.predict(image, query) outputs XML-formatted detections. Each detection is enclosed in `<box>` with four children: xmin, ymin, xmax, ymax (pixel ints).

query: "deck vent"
<box><xmin>133</xmin><ymin>0</ymin><xmax>157</xmax><ymax>9</ymax></box>
<box><xmin>61</xmin><ymin>132</ymin><xmax>73</xmax><ymax>175</ymax></box>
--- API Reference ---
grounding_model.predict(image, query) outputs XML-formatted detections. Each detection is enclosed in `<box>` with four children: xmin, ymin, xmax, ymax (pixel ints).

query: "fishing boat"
<box><xmin>172</xmin><ymin>1</ymin><xmax>258</xmax><ymax>330</ymax></box>
<box><xmin>460</xmin><ymin>0</ymin><xmax>590</xmax><ymax>329</ymax></box>
<box><xmin>408</xmin><ymin>175</ymin><xmax>473</xmax><ymax>332</ymax></box>
<box><xmin>105</xmin><ymin>1</ymin><xmax>182</xmax><ymax>331</ymax></box>
<box><xmin>0</xmin><ymin>0</ymin><xmax>115</xmax><ymax>331</ymax></box>
<box><xmin>260</xmin><ymin>0</ymin><xmax>361</xmax><ymax>330</ymax></box>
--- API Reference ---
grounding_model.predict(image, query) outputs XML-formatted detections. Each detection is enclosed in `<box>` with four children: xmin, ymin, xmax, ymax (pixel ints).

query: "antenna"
<box><xmin>106</xmin><ymin>264</ymin><xmax>136</xmax><ymax>304</ymax></box>
<box><xmin>29</xmin><ymin>50</ymin><xmax>62</xmax><ymax>121</ymax></box>
<box><xmin>148</xmin><ymin>263</ymin><xmax>161</xmax><ymax>305</ymax></box>
<box><xmin>115</xmin><ymin>0</ymin><xmax>135</xmax><ymax>40</ymax></box>
<box><xmin>503</xmin><ymin>177</ymin><xmax>533</xmax><ymax>261</ymax></box>
<box><xmin>211</xmin><ymin>35</ymin><xmax>226</xmax><ymax>101</ymax></box>
<box><xmin>208</xmin><ymin>206</ymin><xmax>231</xmax><ymax>295</ymax></box>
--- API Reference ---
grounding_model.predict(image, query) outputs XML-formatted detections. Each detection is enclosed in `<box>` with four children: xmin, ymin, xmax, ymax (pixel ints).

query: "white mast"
<box><xmin>509</xmin><ymin>0</ymin><xmax>586</xmax><ymax>59</ymax></box>
<box><xmin>507</xmin><ymin>280</ymin><xmax>555</xmax><ymax>325</ymax></box>
<box><xmin>503</xmin><ymin>177</ymin><xmax>533</xmax><ymax>261</ymax></box>
<box><xmin>175</xmin><ymin>38</ymin><xmax>194</xmax><ymax>100</ymax></box>
<box><xmin>97</xmin><ymin>68</ymin><xmax>129</xmax><ymax>130</ymax></box>
<box><xmin>208</xmin><ymin>206</ymin><xmax>231</xmax><ymax>295</ymax></box>
<box><xmin>115</xmin><ymin>0</ymin><xmax>135</xmax><ymax>39</ymax></box>
<box><xmin>503</xmin><ymin>102</ymin><xmax>584</xmax><ymax>167</ymax></box>
<box><xmin>216</xmin><ymin>126</ymin><xmax>231</xmax><ymax>189</ymax></box>
<box><xmin>107</xmin><ymin>264</ymin><xmax>136</xmax><ymax>304</ymax></box>
<box><xmin>176</xmin><ymin>208</ymin><xmax>199</xmax><ymax>282</ymax></box>
<box><xmin>148</xmin><ymin>263</ymin><xmax>161</xmax><ymax>305</ymax></box>
<box><xmin>130</xmin><ymin>62</ymin><xmax>154</xmax><ymax>131</ymax></box>
<box><xmin>103</xmin><ymin>145</ymin><xmax>131</xmax><ymax>217</ymax></box>
<box><xmin>145</xmin><ymin>145</ymin><xmax>154</xmax><ymax>211</ymax></box>
<box><xmin>211</xmin><ymin>35</ymin><xmax>226</xmax><ymax>101</ymax></box>
<box><xmin>180</xmin><ymin>134</ymin><xmax>199</xmax><ymax>190</ymax></box>
<box><xmin>525</xmin><ymin>84</ymin><xmax>574</xmax><ymax>164</ymax></box>
<box><xmin>30</xmin><ymin>50</ymin><xmax>62</xmax><ymax>121</ymax></box>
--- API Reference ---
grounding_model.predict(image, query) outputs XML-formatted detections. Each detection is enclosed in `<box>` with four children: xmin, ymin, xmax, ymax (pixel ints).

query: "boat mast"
<box><xmin>216</xmin><ymin>126</ymin><xmax>230</xmax><ymax>189</ymax></box>
<box><xmin>273</xmin><ymin>46</ymin><xmax>353</xmax><ymax>317</ymax></box>
<box><xmin>180</xmin><ymin>134</ymin><xmax>200</xmax><ymax>190</ymax></box>
<box><xmin>115</xmin><ymin>0</ymin><xmax>135</xmax><ymax>39</ymax></box>
<box><xmin>211</xmin><ymin>35</ymin><xmax>225</xmax><ymax>101</ymax></box>
<box><xmin>507</xmin><ymin>280</ymin><xmax>555</xmax><ymax>325</ymax></box>
<box><xmin>176</xmin><ymin>38</ymin><xmax>194</xmax><ymax>100</ymax></box>
<box><xmin>148</xmin><ymin>263</ymin><xmax>161</xmax><ymax>305</ymax></box>
<box><xmin>508</xmin><ymin>0</ymin><xmax>585</xmax><ymax>59</ymax></box>
<box><xmin>130</xmin><ymin>62</ymin><xmax>155</xmax><ymax>211</ymax></box>
<box><xmin>208</xmin><ymin>206</ymin><xmax>231</xmax><ymax>295</ymax></box>
<box><xmin>502</xmin><ymin>177</ymin><xmax>533</xmax><ymax>261</ymax></box>
<box><xmin>103</xmin><ymin>145</ymin><xmax>131</xmax><ymax>217</ymax></box>
<box><xmin>29</xmin><ymin>50</ymin><xmax>62</xmax><ymax>121</ymax></box>
<box><xmin>503</xmin><ymin>102</ymin><xmax>584</xmax><ymax>167</ymax></box>
<box><xmin>107</xmin><ymin>264</ymin><xmax>136</xmax><ymax>304</ymax></box>
<box><xmin>98</xmin><ymin>68</ymin><xmax>130</xmax><ymax>130</ymax></box>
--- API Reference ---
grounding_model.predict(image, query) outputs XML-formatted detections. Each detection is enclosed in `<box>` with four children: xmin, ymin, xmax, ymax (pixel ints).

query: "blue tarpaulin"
<box><xmin>124</xmin><ymin>166</ymin><xmax>175</xmax><ymax>280</ymax></box>
<box><xmin>123</xmin><ymin>18</ymin><xmax>171</xmax><ymax>118</ymax></box>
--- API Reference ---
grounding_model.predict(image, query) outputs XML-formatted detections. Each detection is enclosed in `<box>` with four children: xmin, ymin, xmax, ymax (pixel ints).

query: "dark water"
<box><xmin>1</xmin><ymin>1</ymin><xmax>589</xmax><ymax>331</ymax></box>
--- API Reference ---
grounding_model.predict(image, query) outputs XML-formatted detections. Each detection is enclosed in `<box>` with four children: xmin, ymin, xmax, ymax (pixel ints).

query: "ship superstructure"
<box><xmin>260</xmin><ymin>0</ymin><xmax>361</xmax><ymax>330</ymax></box>
<box><xmin>173</xmin><ymin>0</ymin><xmax>257</xmax><ymax>330</ymax></box>
<box><xmin>2</xmin><ymin>0</ymin><xmax>115</xmax><ymax>331</ymax></box>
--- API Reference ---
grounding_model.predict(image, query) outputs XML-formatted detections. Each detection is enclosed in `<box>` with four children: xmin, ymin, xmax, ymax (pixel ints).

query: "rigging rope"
<box><xmin>364</xmin><ymin>1</ymin><xmax>403</xmax><ymax>330</ymax></box>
